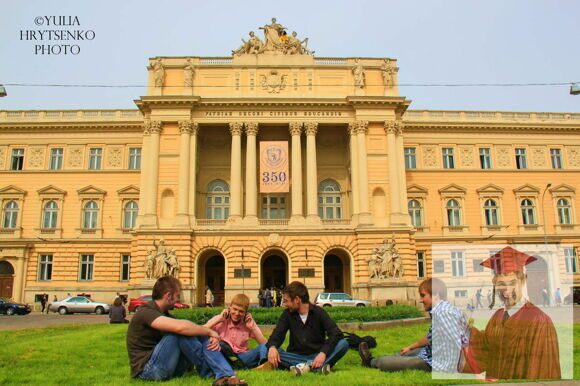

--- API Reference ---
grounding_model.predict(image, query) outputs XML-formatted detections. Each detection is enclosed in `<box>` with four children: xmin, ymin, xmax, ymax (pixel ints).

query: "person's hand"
<box><xmin>311</xmin><ymin>352</ymin><xmax>326</xmax><ymax>369</ymax></box>
<box><xmin>244</xmin><ymin>312</ymin><xmax>253</xmax><ymax>325</ymax></box>
<box><xmin>220</xmin><ymin>309</ymin><xmax>230</xmax><ymax>320</ymax></box>
<box><xmin>208</xmin><ymin>335</ymin><xmax>221</xmax><ymax>351</ymax></box>
<box><xmin>399</xmin><ymin>345</ymin><xmax>413</xmax><ymax>356</ymax></box>
<box><xmin>268</xmin><ymin>346</ymin><xmax>281</xmax><ymax>368</ymax></box>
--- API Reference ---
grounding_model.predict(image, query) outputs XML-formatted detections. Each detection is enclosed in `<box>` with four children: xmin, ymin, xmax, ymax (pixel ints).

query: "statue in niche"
<box><xmin>381</xmin><ymin>59</ymin><xmax>396</xmax><ymax>89</ymax></box>
<box><xmin>368</xmin><ymin>235</ymin><xmax>404</xmax><ymax>279</ymax></box>
<box><xmin>352</xmin><ymin>59</ymin><xmax>365</xmax><ymax>88</ymax></box>
<box><xmin>183</xmin><ymin>58</ymin><xmax>195</xmax><ymax>88</ymax></box>
<box><xmin>151</xmin><ymin>58</ymin><xmax>165</xmax><ymax>88</ymax></box>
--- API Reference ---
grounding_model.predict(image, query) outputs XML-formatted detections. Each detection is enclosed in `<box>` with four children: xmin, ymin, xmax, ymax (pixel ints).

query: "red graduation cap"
<box><xmin>480</xmin><ymin>246</ymin><xmax>537</xmax><ymax>275</ymax></box>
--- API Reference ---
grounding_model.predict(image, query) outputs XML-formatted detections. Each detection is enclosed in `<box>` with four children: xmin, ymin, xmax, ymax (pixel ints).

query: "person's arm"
<box><xmin>400</xmin><ymin>336</ymin><xmax>429</xmax><ymax>355</ymax></box>
<box><xmin>151</xmin><ymin>316</ymin><xmax>219</xmax><ymax>338</ymax></box>
<box><xmin>319</xmin><ymin>309</ymin><xmax>343</xmax><ymax>356</ymax></box>
<box><xmin>266</xmin><ymin>311</ymin><xmax>289</xmax><ymax>349</ymax></box>
<box><xmin>204</xmin><ymin>310</ymin><xmax>226</xmax><ymax>329</ymax></box>
<box><xmin>247</xmin><ymin>314</ymin><xmax>267</xmax><ymax>344</ymax></box>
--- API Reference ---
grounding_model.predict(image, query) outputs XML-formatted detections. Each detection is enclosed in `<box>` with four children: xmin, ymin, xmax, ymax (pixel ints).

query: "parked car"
<box><xmin>314</xmin><ymin>292</ymin><xmax>371</xmax><ymax>307</ymax></box>
<box><xmin>0</xmin><ymin>297</ymin><xmax>32</xmax><ymax>315</ymax></box>
<box><xmin>48</xmin><ymin>296</ymin><xmax>110</xmax><ymax>315</ymax></box>
<box><xmin>563</xmin><ymin>286</ymin><xmax>580</xmax><ymax>305</ymax></box>
<box><xmin>128</xmin><ymin>295</ymin><xmax>190</xmax><ymax>313</ymax></box>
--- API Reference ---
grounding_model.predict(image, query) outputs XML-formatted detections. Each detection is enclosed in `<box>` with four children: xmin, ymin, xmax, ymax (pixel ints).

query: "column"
<box><xmin>144</xmin><ymin>120</ymin><xmax>162</xmax><ymax>227</ymax></box>
<box><xmin>355</xmin><ymin>120</ymin><xmax>372</xmax><ymax>222</ymax></box>
<box><xmin>348</xmin><ymin>123</ymin><xmax>360</xmax><ymax>218</ymax></box>
<box><xmin>395</xmin><ymin>119</ymin><xmax>410</xmax><ymax>225</ymax></box>
<box><xmin>385</xmin><ymin>120</ymin><xmax>407</xmax><ymax>225</ymax></box>
<box><xmin>174</xmin><ymin>120</ymin><xmax>192</xmax><ymax>227</ymax></box>
<box><xmin>188</xmin><ymin>122</ymin><xmax>199</xmax><ymax>224</ymax></box>
<box><xmin>305</xmin><ymin>122</ymin><xmax>320</xmax><ymax>221</ymax></box>
<box><xmin>244</xmin><ymin>122</ymin><xmax>259</xmax><ymax>222</ymax></box>
<box><xmin>12</xmin><ymin>257</ymin><xmax>25</xmax><ymax>302</ymax></box>
<box><xmin>229</xmin><ymin>122</ymin><xmax>243</xmax><ymax>221</ymax></box>
<box><xmin>136</xmin><ymin>122</ymin><xmax>151</xmax><ymax>227</ymax></box>
<box><xmin>289</xmin><ymin>122</ymin><xmax>303</xmax><ymax>220</ymax></box>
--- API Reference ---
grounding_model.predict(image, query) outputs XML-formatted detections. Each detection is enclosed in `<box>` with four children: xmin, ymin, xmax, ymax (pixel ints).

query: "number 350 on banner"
<box><xmin>260</xmin><ymin>141</ymin><xmax>289</xmax><ymax>193</ymax></box>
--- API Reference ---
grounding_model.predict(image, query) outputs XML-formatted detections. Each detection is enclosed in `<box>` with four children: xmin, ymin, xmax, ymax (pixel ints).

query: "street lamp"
<box><xmin>541</xmin><ymin>183</ymin><xmax>552</xmax><ymax>249</ymax></box>
<box><xmin>0</xmin><ymin>85</ymin><xmax>7</xmax><ymax>97</ymax></box>
<box><xmin>241</xmin><ymin>248</ymin><xmax>245</xmax><ymax>296</ymax></box>
<box><xmin>571</xmin><ymin>83</ymin><xmax>580</xmax><ymax>95</ymax></box>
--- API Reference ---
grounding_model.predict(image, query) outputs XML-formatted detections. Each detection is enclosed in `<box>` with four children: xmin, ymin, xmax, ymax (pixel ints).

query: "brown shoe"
<box><xmin>254</xmin><ymin>361</ymin><xmax>274</xmax><ymax>371</ymax></box>
<box><xmin>358</xmin><ymin>342</ymin><xmax>373</xmax><ymax>368</ymax></box>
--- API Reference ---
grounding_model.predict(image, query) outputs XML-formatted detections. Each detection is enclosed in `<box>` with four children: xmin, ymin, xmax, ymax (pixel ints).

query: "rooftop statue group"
<box><xmin>233</xmin><ymin>18</ymin><xmax>313</xmax><ymax>56</ymax></box>
<box><xmin>144</xmin><ymin>239</ymin><xmax>180</xmax><ymax>279</ymax></box>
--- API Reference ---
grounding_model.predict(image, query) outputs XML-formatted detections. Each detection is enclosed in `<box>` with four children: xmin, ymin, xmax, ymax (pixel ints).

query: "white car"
<box><xmin>314</xmin><ymin>292</ymin><xmax>371</xmax><ymax>307</ymax></box>
<box><xmin>49</xmin><ymin>296</ymin><xmax>110</xmax><ymax>315</ymax></box>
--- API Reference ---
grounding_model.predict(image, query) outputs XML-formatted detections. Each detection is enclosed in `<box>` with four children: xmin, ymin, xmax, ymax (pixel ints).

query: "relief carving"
<box><xmin>422</xmin><ymin>145</ymin><xmax>438</xmax><ymax>168</ymax></box>
<box><xmin>261</xmin><ymin>70</ymin><xmax>287</xmax><ymax>93</ymax></box>
<box><xmin>106</xmin><ymin>146</ymin><xmax>123</xmax><ymax>168</ymax></box>
<box><xmin>368</xmin><ymin>236</ymin><xmax>404</xmax><ymax>279</ymax></box>
<box><xmin>144</xmin><ymin>239</ymin><xmax>180</xmax><ymax>279</ymax></box>
<box><xmin>531</xmin><ymin>147</ymin><xmax>547</xmax><ymax>168</ymax></box>
<box><xmin>67</xmin><ymin>146</ymin><xmax>84</xmax><ymax>168</ymax></box>
<box><xmin>27</xmin><ymin>147</ymin><xmax>45</xmax><ymax>169</ymax></box>
<box><xmin>567</xmin><ymin>147</ymin><xmax>580</xmax><ymax>168</ymax></box>
<box><xmin>495</xmin><ymin>146</ymin><xmax>511</xmax><ymax>168</ymax></box>
<box><xmin>0</xmin><ymin>147</ymin><xmax>7</xmax><ymax>170</ymax></box>
<box><xmin>460</xmin><ymin>146</ymin><xmax>474</xmax><ymax>168</ymax></box>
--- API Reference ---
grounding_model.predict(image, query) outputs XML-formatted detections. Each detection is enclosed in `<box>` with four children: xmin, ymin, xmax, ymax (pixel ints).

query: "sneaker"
<box><xmin>321</xmin><ymin>364</ymin><xmax>331</xmax><ymax>375</ymax></box>
<box><xmin>254</xmin><ymin>361</ymin><xmax>274</xmax><ymax>371</ymax></box>
<box><xmin>290</xmin><ymin>362</ymin><xmax>310</xmax><ymax>376</ymax></box>
<box><xmin>358</xmin><ymin>342</ymin><xmax>373</xmax><ymax>368</ymax></box>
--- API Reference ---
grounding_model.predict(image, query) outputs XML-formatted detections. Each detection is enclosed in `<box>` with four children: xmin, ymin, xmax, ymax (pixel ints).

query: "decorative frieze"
<box><xmin>495</xmin><ymin>146</ymin><xmax>512</xmax><ymax>168</ymax></box>
<box><xmin>459</xmin><ymin>146</ymin><xmax>475</xmax><ymax>168</ymax></box>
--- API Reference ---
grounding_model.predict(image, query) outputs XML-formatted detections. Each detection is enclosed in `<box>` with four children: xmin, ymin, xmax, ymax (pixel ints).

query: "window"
<box><xmin>11</xmin><ymin>148</ymin><xmax>24</xmax><ymax>171</ymax></box>
<box><xmin>404</xmin><ymin>147</ymin><xmax>416</xmax><ymax>169</ymax></box>
<box><xmin>88</xmin><ymin>148</ymin><xmax>102</xmax><ymax>170</ymax></box>
<box><xmin>82</xmin><ymin>201</ymin><xmax>99</xmax><ymax>229</ymax></box>
<box><xmin>38</xmin><ymin>254</ymin><xmax>53</xmax><ymax>281</ymax></box>
<box><xmin>42</xmin><ymin>201</ymin><xmax>58</xmax><ymax>229</ymax></box>
<box><xmin>128</xmin><ymin>147</ymin><xmax>141</xmax><ymax>170</ymax></box>
<box><xmin>416</xmin><ymin>251</ymin><xmax>425</xmax><ymax>278</ymax></box>
<box><xmin>206</xmin><ymin>180</ymin><xmax>230</xmax><ymax>219</ymax></box>
<box><xmin>454</xmin><ymin>290</ymin><xmax>468</xmax><ymax>298</ymax></box>
<box><xmin>434</xmin><ymin>260</ymin><xmax>445</xmax><ymax>273</ymax></box>
<box><xmin>557</xmin><ymin>198</ymin><xmax>572</xmax><ymax>225</ymax></box>
<box><xmin>442</xmin><ymin>148</ymin><xmax>455</xmax><ymax>169</ymax></box>
<box><xmin>2</xmin><ymin>201</ymin><xmax>18</xmax><ymax>229</ymax></box>
<box><xmin>49</xmin><ymin>148</ymin><xmax>63</xmax><ymax>170</ymax></box>
<box><xmin>479</xmin><ymin>148</ymin><xmax>492</xmax><ymax>169</ymax></box>
<box><xmin>564</xmin><ymin>248</ymin><xmax>577</xmax><ymax>273</ymax></box>
<box><xmin>446</xmin><ymin>199</ymin><xmax>461</xmax><ymax>226</ymax></box>
<box><xmin>484</xmin><ymin>199</ymin><xmax>499</xmax><ymax>226</ymax></box>
<box><xmin>318</xmin><ymin>179</ymin><xmax>341</xmax><ymax>219</ymax></box>
<box><xmin>262</xmin><ymin>195</ymin><xmax>287</xmax><ymax>219</ymax></box>
<box><xmin>121</xmin><ymin>254</ymin><xmax>130</xmax><ymax>281</ymax></box>
<box><xmin>79</xmin><ymin>254</ymin><xmax>94</xmax><ymax>281</ymax></box>
<box><xmin>473</xmin><ymin>259</ymin><xmax>484</xmax><ymax>272</ymax></box>
<box><xmin>515</xmin><ymin>148</ymin><xmax>527</xmax><ymax>169</ymax></box>
<box><xmin>123</xmin><ymin>201</ymin><xmax>138</xmax><ymax>229</ymax></box>
<box><xmin>550</xmin><ymin>149</ymin><xmax>563</xmax><ymax>169</ymax></box>
<box><xmin>408</xmin><ymin>199</ymin><xmax>423</xmax><ymax>227</ymax></box>
<box><xmin>451</xmin><ymin>251</ymin><xmax>465</xmax><ymax>277</ymax></box>
<box><xmin>520</xmin><ymin>199</ymin><xmax>536</xmax><ymax>225</ymax></box>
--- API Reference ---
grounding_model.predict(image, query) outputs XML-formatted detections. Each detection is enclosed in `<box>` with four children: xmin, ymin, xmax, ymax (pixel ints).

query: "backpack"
<box><xmin>343</xmin><ymin>332</ymin><xmax>377</xmax><ymax>350</ymax></box>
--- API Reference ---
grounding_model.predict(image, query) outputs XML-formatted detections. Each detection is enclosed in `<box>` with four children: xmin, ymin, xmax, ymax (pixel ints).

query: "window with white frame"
<box><xmin>479</xmin><ymin>148</ymin><xmax>492</xmax><ymax>169</ymax></box>
<box><xmin>515</xmin><ymin>148</ymin><xmax>527</xmax><ymax>169</ymax></box>
<box><xmin>557</xmin><ymin>198</ymin><xmax>572</xmax><ymax>225</ymax></box>
<box><xmin>206</xmin><ymin>180</ymin><xmax>230</xmax><ymax>219</ymax></box>
<box><xmin>473</xmin><ymin>259</ymin><xmax>484</xmax><ymax>272</ymax></box>
<box><xmin>49</xmin><ymin>148</ymin><xmax>63</xmax><ymax>170</ymax></box>
<box><xmin>82</xmin><ymin>201</ymin><xmax>99</xmax><ymax>229</ymax></box>
<box><xmin>11</xmin><ymin>148</ymin><xmax>24</xmax><ymax>171</ymax></box>
<box><xmin>416</xmin><ymin>251</ymin><xmax>425</xmax><ymax>278</ymax></box>
<box><xmin>446</xmin><ymin>199</ymin><xmax>461</xmax><ymax>226</ymax></box>
<box><xmin>484</xmin><ymin>199</ymin><xmax>499</xmax><ymax>226</ymax></box>
<box><xmin>2</xmin><ymin>201</ymin><xmax>18</xmax><ymax>229</ymax></box>
<box><xmin>434</xmin><ymin>260</ymin><xmax>445</xmax><ymax>273</ymax></box>
<box><xmin>408</xmin><ymin>199</ymin><xmax>423</xmax><ymax>227</ymax></box>
<box><xmin>262</xmin><ymin>195</ymin><xmax>287</xmax><ymax>219</ymax></box>
<box><xmin>550</xmin><ymin>148</ymin><xmax>563</xmax><ymax>169</ymax></box>
<box><xmin>404</xmin><ymin>147</ymin><xmax>417</xmax><ymax>169</ymax></box>
<box><xmin>128</xmin><ymin>147</ymin><xmax>141</xmax><ymax>170</ymax></box>
<box><xmin>564</xmin><ymin>248</ymin><xmax>577</xmax><ymax>273</ymax></box>
<box><xmin>88</xmin><ymin>148</ymin><xmax>102</xmax><ymax>170</ymax></box>
<box><xmin>318</xmin><ymin>179</ymin><xmax>342</xmax><ymax>219</ymax></box>
<box><xmin>79</xmin><ymin>254</ymin><xmax>94</xmax><ymax>281</ymax></box>
<box><xmin>442</xmin><ymin>148</ymin><xmax>455</xmax><ymax>169</ymax></box>
<box><xmin>38</xmin><ymin>254</ymin><xmax>53</xmax><ymax>281</ymax></box>
<box><xmin>42</xmin><ymin>201</ymin><xmax>58</xmax><ymax>229</ymax></box>
<box><xmin>451</xmin><ymin>251</ymin><xmax>465</xmax><ymax>277</ymax></box>
<box><xmin>520</xmin><ymin>198</ymin><xmax>536</xmax><ymax>225</ymax></box>
<box><xmin>454</xmin><ymin>290</ymin><xmax>468</xmax><ymax>298</ymax></box>
<box><xmin>121</xmin><ymin>254</ymin><xmax>130</xmax><ymax>281</ymax></box>
<box><xmin>123</xmin><ymin>201</ymin><xmax>138</xmax><ymax>229</ymax></box>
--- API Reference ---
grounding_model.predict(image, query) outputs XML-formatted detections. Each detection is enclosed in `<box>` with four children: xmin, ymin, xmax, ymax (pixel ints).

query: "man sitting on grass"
<box><xmin>262</xmin><ymin>281</ymin><xmax>349</xmax><ymax>376</ymax></box>
<box><xmin>126</xmin><ymin>276</ymin><xmax>248</xmax><ymax>385</ymax></box>
<box><xmin>205</xmin><ymin>294</ymin><xmax>268</xmax><ymax>369</ymax></box>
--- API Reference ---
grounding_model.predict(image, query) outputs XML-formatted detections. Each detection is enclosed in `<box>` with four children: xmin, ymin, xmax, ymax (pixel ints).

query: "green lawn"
<box><xmin>0</xmin><ymin>323</ymin><xmax>578</xmax><ymax>385</ymax></box>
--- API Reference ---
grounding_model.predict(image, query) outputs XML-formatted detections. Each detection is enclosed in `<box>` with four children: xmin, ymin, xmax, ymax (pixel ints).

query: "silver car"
<box><xmin>314</xmin><ymin>292</ymin><xmax>371</xmax><ymax>307</ymax></box>
<box><xmin>49</xmin><ymin>296</ymin><xmax>110</xmax><ymax>315</ymax></box>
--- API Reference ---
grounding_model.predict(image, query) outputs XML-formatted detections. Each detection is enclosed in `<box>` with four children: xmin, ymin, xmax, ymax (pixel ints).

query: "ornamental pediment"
<box><xmin>476</xmin><ymin>183</ymin><xmax>504</xmax><ymax>194</ymax></box>
<box><xmin>117</xmin><ymin>185</ymin><xmax>140</xmax><ymax>196</ymax></box>
<box><xmin>438</xmin><ymin>183</ymin><xmax>467</xmax><ymax>195</ymax></box>
<box><xmin>549</xmin><ymin>183</ymin><xmax>576</xmax><ymax>194</ymax></box>
<box><xmin>407</xmin><ymin>184</ymin><xmax>429</xmax><ymax>195</ymax></box>
<box><xmin>513</xmin><ymin>184</ymin><xmax>540</xmax><ymax>194</ymax></box>
<box><xmin>232</xmin><ymin>18</ymin><xmax>313</xmax><ymax>56</ymax></box>
<box><xmin>77</xmin><ymin>185</ymin><xmax>107</xmax><ymax>196</ymax></box>
<box><xmin>37</xmin><ymin>185</ymin><xmax>67</xmax><ymax>196</ymax></box>
<box><xmin>0</xmin><ymin>185</ymin><xmax>27</xmax><ymax>196</ymax></box>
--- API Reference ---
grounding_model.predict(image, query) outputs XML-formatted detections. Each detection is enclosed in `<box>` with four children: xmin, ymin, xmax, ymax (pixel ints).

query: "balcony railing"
<box><xmin>258</xmin><ymin>219</ymin><xmax>289</xmax><ymax>226</ymax></box>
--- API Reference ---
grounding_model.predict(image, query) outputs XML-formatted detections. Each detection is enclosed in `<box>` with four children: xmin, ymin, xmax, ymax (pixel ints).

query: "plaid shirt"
<box><xmin>428</xmin><ymin>300</ymin><xmax>468</xmax><ymax>372</ymax></box>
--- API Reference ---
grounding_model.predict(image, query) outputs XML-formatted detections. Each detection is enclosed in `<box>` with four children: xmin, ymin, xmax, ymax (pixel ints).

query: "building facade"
<box><xmin>0</xmin><ymin>23</ymin><xmax>578</xmax><ymax>307</ymax></box>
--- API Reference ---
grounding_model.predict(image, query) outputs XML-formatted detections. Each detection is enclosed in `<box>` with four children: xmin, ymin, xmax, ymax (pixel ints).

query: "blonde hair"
<box><xmin>231</xmin><ymin>293</ymin><xmax>250</xmax><ymax>311</ymax></box>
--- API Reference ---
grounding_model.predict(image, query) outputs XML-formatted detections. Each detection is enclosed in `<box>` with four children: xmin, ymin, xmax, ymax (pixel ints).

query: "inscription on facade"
<box><xmin>204</xmin><ymin>111</ymin><xmax>343</xmax><ymax>117</ymax></box>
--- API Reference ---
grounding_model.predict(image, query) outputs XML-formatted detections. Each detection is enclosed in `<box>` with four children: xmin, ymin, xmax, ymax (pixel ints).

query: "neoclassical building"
<box><xmin>0</xmin><ymin>21</ymin><xmax>578</xmax><ymax>307</ymax></box>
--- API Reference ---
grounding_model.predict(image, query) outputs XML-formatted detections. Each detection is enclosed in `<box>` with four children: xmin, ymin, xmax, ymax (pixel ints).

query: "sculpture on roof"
<box><xmin>150</xmin><ymin>58</ymin><xmax>165</xmax><ymax>88</ymax></box>
<box><xmin>232</xmin><ymin>19</ymin><xmax>313</xmax><ymax>56</ymax></box>
<box><xmin>232</xmin><ymin>31</ymin><xmax>264</xmax><ymax>55</ymax></box>
<box><xmin>352</xmin><ymin>59</ymin><xmax>365</xmax><ymax>88</ymax></box>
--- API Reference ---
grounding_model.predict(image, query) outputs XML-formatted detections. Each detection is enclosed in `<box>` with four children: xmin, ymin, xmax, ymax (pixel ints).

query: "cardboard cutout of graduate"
<box><xmin>466</xmin><ymin>246</ymin><xmax>561</xmax><ymax>380</ymax></box>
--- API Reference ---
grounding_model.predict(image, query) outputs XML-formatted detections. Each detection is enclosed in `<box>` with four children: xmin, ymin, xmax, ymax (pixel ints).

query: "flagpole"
<box><xmin>241</xmin><ymin>248</ymin><xmax>245</xmax><ymax>296</ymax></box>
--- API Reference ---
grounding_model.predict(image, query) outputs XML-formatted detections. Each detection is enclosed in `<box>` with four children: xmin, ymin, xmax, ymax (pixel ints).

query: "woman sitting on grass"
<box><xmin>109</xmin><ymin>297</ymin><xmax>128</xmax><ymax>324</ymax></box>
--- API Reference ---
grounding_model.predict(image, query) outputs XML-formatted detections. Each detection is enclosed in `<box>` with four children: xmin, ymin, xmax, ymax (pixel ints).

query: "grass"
<box><xmin>0</xmin><ymin>323</ymin><xmax>578</xmax><ymax>386</ymax></box>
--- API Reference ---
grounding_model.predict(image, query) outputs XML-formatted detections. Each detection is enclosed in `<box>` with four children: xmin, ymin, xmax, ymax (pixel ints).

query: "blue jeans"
<box><xmin>139</xmin><ymin>334</ymin><xmax>235</xmax><ymax>381</ymax></box>
<box><xmin>236</xmin><ymin>343</ymin><xmax>268</xmax><ymax>368</ymax></box>
<box><xmin>277</xmin><ymin>338</ymin><xmax>349</xmax><ymax>371</ymax></box>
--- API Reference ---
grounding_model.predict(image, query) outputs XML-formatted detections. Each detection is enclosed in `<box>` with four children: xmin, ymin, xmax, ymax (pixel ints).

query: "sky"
<box><xmin>1</xmin><ymin>0</ymin><xmax>579</xmax><ymax>112</ymax></box>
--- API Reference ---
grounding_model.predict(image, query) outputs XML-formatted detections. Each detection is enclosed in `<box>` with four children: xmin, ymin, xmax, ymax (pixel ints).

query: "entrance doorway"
<box><xmin>323</xmin><ymin>251</ymin><xmax>351</xmax><ymax>295</ymax></box>
<box><xmin>0</xmin><ymin>261</ymin><xmax>14</xmax><ymax>299</ymax></box>
<box><xmin>198</xmin><ymin>254</ymin><xmax>225</xmax><ymax>307</ymax></box>
<box><xmin>261</xmin><ymin>254</ymin><xmax>287</xmax><ymax>290</ymax></box>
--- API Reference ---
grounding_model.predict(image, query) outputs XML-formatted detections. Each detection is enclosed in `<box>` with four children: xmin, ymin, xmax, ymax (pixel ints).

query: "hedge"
<box><xmin>173</xmin><ymin>304</ymin><xmax>423</xmax><ymax>325</ymax></box>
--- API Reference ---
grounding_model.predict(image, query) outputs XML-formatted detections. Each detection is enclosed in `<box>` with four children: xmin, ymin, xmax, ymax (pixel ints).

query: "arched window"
<box><xmin>42</xmin><ymin>201</ymin><xmax>58</xmax><ymax>229</ymax></box>
<box><xmin>408</xmin><ymin>199</ymin><xmax>423</xmax><ymax>227</ymax></box>
<box><xmin>484</xmin><ymin>199</ymin><xmax>499</xmax><ymax>226</ymax></box>
<box><xmin>557</xmin><ymin>198</ymin><xmax>572</xmax><ymax>225</ymax></box>
<box><xmin>446</xmin><ymin>199</ymin><xmax>461</xmax><ymax>226</ymax></box>
<box><xmin>206</xmin><ymin>180</ymin><xmax>230</xmax><ymax>220</ymax></box>
<box><xmin>3</xmin><ymin>201</ymin><xmax>18</xmax><ymax>229</ymax></box>
<box><xmin>83</xmin><ymin>201</ymin><xmax>99</xmax><ymax>229</ymax></box>
<box><xmin>123</xmin><ymin>201</ymin><xmax>138</xmax><ymax>229</ymax></box>
<box><xmin>318</xmin><ymin>179</ymin><xmax>342</xmax><ymax>219</ymax></box>
<box><xmin>521</xmin><ymin>199</ymin><xmax>536</xmax><ymax>225</ymax></box>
